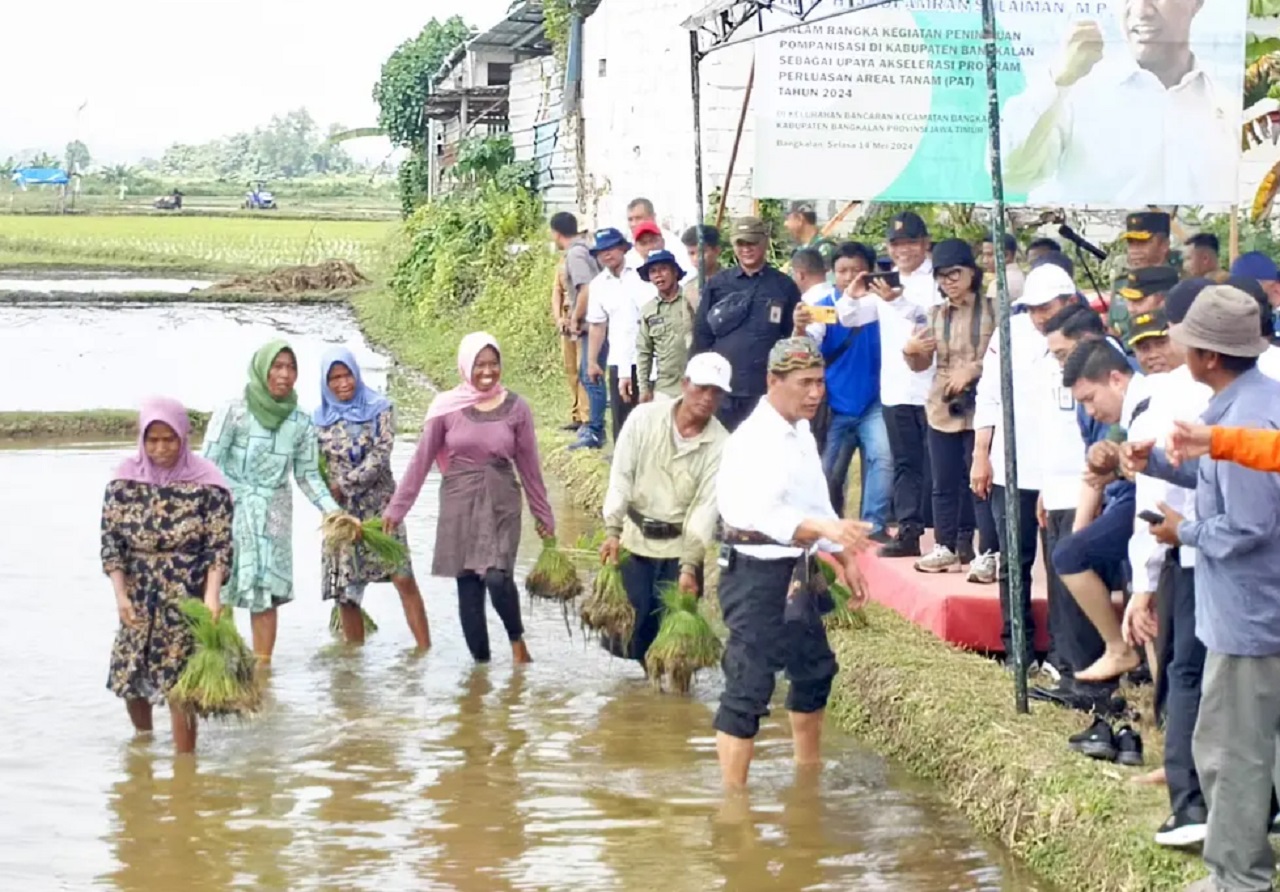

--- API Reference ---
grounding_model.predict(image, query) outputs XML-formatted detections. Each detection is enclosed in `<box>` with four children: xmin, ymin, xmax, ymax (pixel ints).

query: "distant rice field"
<box><xmin>0</xmin><ymin>214</ymin><xmax>396</xmax><ymax>272</ymax></box>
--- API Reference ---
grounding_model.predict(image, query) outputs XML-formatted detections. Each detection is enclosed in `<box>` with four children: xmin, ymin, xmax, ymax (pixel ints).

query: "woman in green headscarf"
<box><xmin>204</xmin><ymin>340</ymin><xmax>340</xmax><ymax>662</ymax></box>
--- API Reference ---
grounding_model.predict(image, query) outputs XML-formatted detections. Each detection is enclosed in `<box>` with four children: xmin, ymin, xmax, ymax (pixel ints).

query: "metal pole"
<box><xmin>716</xmin><ymin>60</ymin><xmax>755</xmax><ymax>230</ymax></box>
<box><xmin>980</xmin><ymin>0</ymin><xmax>1027</xmax><ymax>713</ymax></box>
<box><xmin>691</xmin><ymin>32</ymin><xmax>708</xmax><ymax>293</ymax></box>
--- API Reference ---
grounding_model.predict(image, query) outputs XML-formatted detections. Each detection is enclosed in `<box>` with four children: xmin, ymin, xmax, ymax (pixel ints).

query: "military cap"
<box><xmin>1122</xmin><ymin>211</ymin><xmax>1171</xmax><ymax>240</ymax></box>
<box><xmin>768</xmin><ymin>337</ymin><xmax>825</xmax><ymax>374</ymax></box>
<box><xmin>1127</xmin><ymin>309</ymin><xmax>1170</xmax><ymax>346</ymax></box>
<box><xmin>732</xmin><ymin>216</ymin><xmax>770</xmax><ymax>245</ymax></box>
<box><xmin>1118</xmin><ymin>265</ymin><xmax>1179</xmax><ymax>300</ymax></box>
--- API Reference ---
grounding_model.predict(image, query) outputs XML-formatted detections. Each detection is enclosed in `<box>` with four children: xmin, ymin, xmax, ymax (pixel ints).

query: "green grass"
<box><xmin>352</xmin><ymin>280</ymin><xmax>1209</xmax><ymax>892</ymax></box>
<box><xmin>0</xmin><ymin>409</ymin><xmax>210</xmax><ymax>442</ymax></box>
<box><xmin>0</xmin><ymin>214</ymin><xmax>395</xmax><ymax>273</ymax></box>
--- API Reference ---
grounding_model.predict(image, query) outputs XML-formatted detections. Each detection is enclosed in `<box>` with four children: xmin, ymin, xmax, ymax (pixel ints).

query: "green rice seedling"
<box><xmin>816</xmin><ymin>558</ymin><xmax>869</xmax><ymax>631</ymax></box>
<box><xmin>580</xmin><ymin>551</ymin><xmax>635</xmax><ymax>647</ymax></box>
<box><xmin>525</xmin><ymin>537</ymin><xmax>583</xmax><ymax>601</ymax></box>
<box><xmin>329</xmin><ymin>603</ymin><xmax>380</xmax><ymax>637</ymax></box>
<box><xmin>645</xmin><ymin>584</ymin><xmax>723</xmax><ymax>694</ymax></box>
<box><xmin>318</xmin><ymin>451</ymin><xmax>330</xmax><ymax>485</ymax></box>
<box><xmin>171</xmin><ymin>601</ymin><xmax>261</xmax><ymax>719</ymax></box>
<box><xmin>359</xmin><ymin>517</ymin><xmax>409</xmax><ymax>567</ymax></box>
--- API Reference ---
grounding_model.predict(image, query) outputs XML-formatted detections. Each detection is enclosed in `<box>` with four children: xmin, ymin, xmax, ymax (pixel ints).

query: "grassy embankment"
<box><xmin>0</xmin><ymin>410</ymin><xmax>211</xmax><ymax>442</ymax></box>
<box><xmin>351</xmin><ymin>254</ymin><xmax>1205</xmax><ymax>892</ymax></box>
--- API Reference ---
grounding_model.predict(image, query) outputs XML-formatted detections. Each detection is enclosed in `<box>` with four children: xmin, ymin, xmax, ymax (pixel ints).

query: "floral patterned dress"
<box><xmin>102</xmin><ymin>480</ymin><xmax>234</xmax><ymax>703</ymax></box>
<box><xmin>202</xmin><ymin>399</ymin><xmax>340</xmax><ymax>613</ymax></box>
<box><xmin>317</xmin><ymin>407</ymin><xmax>413</xmax><ymax>604</ymax></box>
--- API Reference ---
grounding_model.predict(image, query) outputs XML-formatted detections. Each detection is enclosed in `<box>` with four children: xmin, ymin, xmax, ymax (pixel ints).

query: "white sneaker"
<box><xmin>914</xmin><ymin>544</ymin><xmax>959</xmax><ymax>574</ymax></box>
<box><xmin>967</xmin><ymin>550</ymin><xmax>998</xmax><ymax>584</ymax></box>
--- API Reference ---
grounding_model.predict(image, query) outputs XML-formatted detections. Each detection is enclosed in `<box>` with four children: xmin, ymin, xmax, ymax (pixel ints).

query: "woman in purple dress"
<box><xmin>384</xmin><ymin>332</ymin><xmax>555</xmax><ymax>664</ymax></box>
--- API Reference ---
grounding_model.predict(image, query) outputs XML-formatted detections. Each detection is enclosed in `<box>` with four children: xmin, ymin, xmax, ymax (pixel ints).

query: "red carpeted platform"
<box><xmin>854</xmin><ymin>531</ymin><xmax>1052</xmax><ymax>653</ymax></box>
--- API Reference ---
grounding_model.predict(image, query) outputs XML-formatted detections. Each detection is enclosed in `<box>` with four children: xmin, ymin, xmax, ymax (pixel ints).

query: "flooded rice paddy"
<box><xmin>0</xmin><ymin>290</ymin><xmax>1052</xmax><ymax>891</ymax></box>
<box><xmin>0</xmin><ymin>275</ymin><xmax>213</xmax><ymax>295</ymax></box>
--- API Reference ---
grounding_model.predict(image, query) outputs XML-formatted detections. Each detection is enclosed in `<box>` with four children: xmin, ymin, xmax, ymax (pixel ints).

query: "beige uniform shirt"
<box><xmin>602</xmin><ymin>400</ymin><xmax>727</xmax><ymax>570</ymax></box>
<box><xmin>637</xmin><ymin>292</ymin><xmax>694</xmax><ymax>399</ymax></box>
<box><xmin>923</xmin><ymin>293</ymin><xmax>995</xmax><ymax>433</ymax></box>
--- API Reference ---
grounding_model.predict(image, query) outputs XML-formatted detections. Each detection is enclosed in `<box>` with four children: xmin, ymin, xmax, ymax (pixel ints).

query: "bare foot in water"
<box><xmin>1074</xmin><ymin>647</ymin><xmax>1140</xmax><ymax>683</ymax></box>
<box><xmin>1132</xmin><ymin>767</ymin><xmax>1166</xmax><ymax>786</ymax></box>
<box><xmin>512</xmin><ymin>640</ymin><xmax>533</xmax><ymax>664</ymax></box>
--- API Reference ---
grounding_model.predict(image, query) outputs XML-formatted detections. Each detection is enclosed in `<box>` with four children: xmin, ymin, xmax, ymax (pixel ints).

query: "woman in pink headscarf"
<box><xmin>384</xmin><ymin>332</ymin><xmax>555</xmax><ymax>664</ymax></box>
<box><xmin>102</xmin><ymin>397</ymin><xmax>233</xmax><ymax>754</ymax></box>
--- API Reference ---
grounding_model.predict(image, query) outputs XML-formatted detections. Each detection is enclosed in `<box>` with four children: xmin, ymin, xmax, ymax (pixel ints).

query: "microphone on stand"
<box><xmin>1057</xmin><ymin>223</ymin><xmax>1108</xmax><ymax>262</ymax></box>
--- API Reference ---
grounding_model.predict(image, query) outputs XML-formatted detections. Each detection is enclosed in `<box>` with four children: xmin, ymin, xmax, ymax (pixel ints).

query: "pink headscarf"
<box><xmin>114</xmin><ymin>397</ymin><xmax>229</xmax><ymax>490</ymax></box>
<box><xmin>423</xmin><ymin>331</ymin><xmax>507</xmax><ymax>472</ymax></box>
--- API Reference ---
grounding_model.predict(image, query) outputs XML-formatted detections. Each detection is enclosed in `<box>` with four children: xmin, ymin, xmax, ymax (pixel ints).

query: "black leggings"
<box><xmin>456</xmin><ymin>570</ymin><xmax>524</xmax><ymax>662</ymax></box>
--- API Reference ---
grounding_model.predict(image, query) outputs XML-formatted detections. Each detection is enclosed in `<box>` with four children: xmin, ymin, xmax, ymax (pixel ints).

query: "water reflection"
<box><xmin>0</xmin><ymin>277</ymin><xmax>213</xmax><ymax>294</ymax></box>
<box><xmin>0</xmin><ymin>303</ymin><xmax>386</xmax><ymax>412</ymax></box>
<box><xmin>0</xmin><ymin>442</ymin><xmax>1053</xmax><ymax>891</ymax></box>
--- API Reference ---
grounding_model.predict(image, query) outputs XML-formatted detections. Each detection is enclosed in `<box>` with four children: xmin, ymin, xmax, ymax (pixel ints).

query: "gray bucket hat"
<box><xmin>1169</xmin><ymin>284</ymin><xmax>1269</xmax><ymax>357</ymax></box>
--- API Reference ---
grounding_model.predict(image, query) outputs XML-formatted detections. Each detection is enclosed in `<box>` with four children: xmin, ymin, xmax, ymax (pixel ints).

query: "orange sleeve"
<box><xmin>1210</xmin><ymin>426</ymin><xmax>1280</xmax><ymax>473</ymax></box>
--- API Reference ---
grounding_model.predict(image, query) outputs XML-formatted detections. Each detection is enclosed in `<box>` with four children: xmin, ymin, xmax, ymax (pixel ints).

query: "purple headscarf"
<box><xmin>114</xmin><ymin>397</ymin><xmax>229</xmax><ymax>489</ymax></box>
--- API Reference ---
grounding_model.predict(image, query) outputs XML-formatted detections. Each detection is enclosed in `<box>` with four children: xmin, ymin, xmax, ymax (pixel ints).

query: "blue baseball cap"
<box><xmin>1230</xmin><ymin>251</ymin><xmax>1279</xmax><ymax>282</ymax></box>
<box><xmin>637</xmin><ymin>249</ymin><xmax>686</xmax><ymax>283</ymax></box>
<box><xmin>590</xmin><ymin>227</ymin><xmax>630</xmax><ymax>255</ymax></box>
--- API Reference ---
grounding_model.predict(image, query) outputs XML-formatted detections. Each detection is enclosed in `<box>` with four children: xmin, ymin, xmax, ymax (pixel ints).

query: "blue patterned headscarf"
<box><xmin>313</xmin><ymin>347</ymin><xmax>391</xmax><ymax>427</ymax></box>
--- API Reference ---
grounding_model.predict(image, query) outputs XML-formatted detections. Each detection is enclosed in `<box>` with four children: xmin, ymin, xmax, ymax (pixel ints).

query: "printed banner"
<box><xmin>752</xmin><ymin>0</ymin><xmax>1246</xmax><ymax>207</ymax></box>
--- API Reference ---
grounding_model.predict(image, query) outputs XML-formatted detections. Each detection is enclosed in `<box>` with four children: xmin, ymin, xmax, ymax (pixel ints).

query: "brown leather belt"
<box><xmin>717</xmin><ymin>520</ymin><xmax>789</xmax><ymax>547</ymax></box>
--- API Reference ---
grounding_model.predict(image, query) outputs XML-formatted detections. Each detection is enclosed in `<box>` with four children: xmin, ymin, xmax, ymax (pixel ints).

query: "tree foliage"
<box><xmin>372</xmin><ymin>16</ymin><xmax>472</xmax><ymax>149</ymax></box>
<box><xmin>146</xmin><ymin>108</ymin><xmax>356</xmax><ymax>180</ymax></box>
<box><xmin>65</xmin><ymin>140</ymin><xmax>91</xmax><ymax>174</ymax></box>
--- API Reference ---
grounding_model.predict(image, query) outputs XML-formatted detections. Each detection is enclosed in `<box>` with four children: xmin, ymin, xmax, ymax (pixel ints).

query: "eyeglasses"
<box><xmin>934</xmin><ymin>267</ymin><xmax>967</xmax><ymax>282</ymax></box>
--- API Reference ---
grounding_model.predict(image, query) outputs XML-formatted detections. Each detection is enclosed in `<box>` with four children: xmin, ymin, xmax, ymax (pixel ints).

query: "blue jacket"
<box><xmin>814</xmin><ymin>290</ymin><xmax>880</xmax><ymax>418</ymax></box>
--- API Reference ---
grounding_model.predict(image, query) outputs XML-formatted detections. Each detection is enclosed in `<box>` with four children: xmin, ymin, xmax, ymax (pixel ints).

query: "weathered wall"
<box><xmin>510</xmin><ymin>56</ymin><xmax>579</xmax><ymax>218</ymax></box>
<box><xmin>579</xmin><ymin>0</ymin><xmax>766</xmax><ymax>233</ymax></box>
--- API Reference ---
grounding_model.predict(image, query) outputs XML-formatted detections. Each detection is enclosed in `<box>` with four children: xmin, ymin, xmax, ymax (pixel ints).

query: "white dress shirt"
<box><xmin>586</xmin><ymin>266</ymin><xmax>654</xmax><ymax>370</ymax></box>
<box><xmin>717</xmin><ymin>397</ymin><xmax>842</xmax><ymax>560</ymax></box>
<box><xmin>1001</xmin><ymin>56</ymin><xmax>1237</xmax><ymax>206</ymax></box>
<box><xmin>1258</xmin><ymin>345</ymin><xmax>1280</xmax><ymax>382</ymax></box>
<box><xmin>878</xmin><ymin>260</ymin><xmax>938</xmax><ymax>407</ymax></box>
<box><xmin>973</xmin><ymin>312</ymin><xmax>1045</xmax><ymax>491</ymax></box>
<box><xmin>1033</xmin><ymin>347</ymin><xmax>1087</xmax><ymax>510</ymax></box>
<box><xmin>1126</xmin><ymin>365</ymin><xmax>1212</xmax><ymax>592</ymax></box>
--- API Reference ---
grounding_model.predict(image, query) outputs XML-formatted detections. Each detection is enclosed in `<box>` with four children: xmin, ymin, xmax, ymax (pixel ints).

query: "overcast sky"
<box><xmin>0</xmin><ymin>0</ymin><xmax>513</xmax><ymax>165</ymax></box>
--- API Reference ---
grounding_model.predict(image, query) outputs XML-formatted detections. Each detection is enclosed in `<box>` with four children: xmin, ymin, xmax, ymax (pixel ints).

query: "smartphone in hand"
<box><xmin>809</xmin><ymin>305</ymin><xmax>838</xmax><ymax>324</ymax></box>
<box><xmin>866</xmin><ymin>270</ymin><xmax>902</xmax><ymax>290</ymax></box>
<box><xmin>1138</xmin><ymin>509</ymin><xmax>1165</xmax><ymax>525</ymax></box>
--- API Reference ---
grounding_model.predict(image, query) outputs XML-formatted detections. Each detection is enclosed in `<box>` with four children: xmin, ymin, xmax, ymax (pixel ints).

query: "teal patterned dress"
<box><xmin>202</xmin><ymin>398</ymin><xmax>340</xmax><ymax>613</ymax></box>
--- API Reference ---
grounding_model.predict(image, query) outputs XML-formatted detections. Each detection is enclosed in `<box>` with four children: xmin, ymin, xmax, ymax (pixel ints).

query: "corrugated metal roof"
<box><xmin>431</xmin><ymin>2</ymin><xmax>552</xmax><ymax>88</ymax></box>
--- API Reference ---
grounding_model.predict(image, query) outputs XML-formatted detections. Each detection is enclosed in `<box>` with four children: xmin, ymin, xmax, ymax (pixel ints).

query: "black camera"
<box><xmin>947</xmin><ymin>386</ymin><xmax>976</xmax><ymax>418</ymax></box>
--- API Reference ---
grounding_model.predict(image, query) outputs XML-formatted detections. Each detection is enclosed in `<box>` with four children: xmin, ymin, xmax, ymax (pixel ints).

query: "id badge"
<box><xmin>769</xmin><ymin>304</ymin><xmax>782</xmax><ymax>324</ymax></box>
<box><xmin>717</xmin><ymin>543</ymin><xmax>733</xmax><ymax>569</ymax></box>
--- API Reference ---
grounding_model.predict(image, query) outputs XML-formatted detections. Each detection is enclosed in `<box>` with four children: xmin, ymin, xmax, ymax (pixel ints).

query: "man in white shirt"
<box><xmin>583</xmin><ymin>227</ymin><xmax>655</xmax><ymax>447</ymax></box>
<box><xmin>971</xmin><ymin>263</ymin><xmax>1074</xmax><ymax>667</ymax></box>
<box><xmin>1000</xmin><ymin>4</ymin><xmax>1237</xmax><ymax>205</ymax></box>
<box><xmin>876</xmin><ymin>211</ymin><xmax>939</xmax><ymax>558</ymax></box>
<box><xmin>714</xmin><ymin>337</ymin><xmax>871</xmax><ymax>789</ymax></box>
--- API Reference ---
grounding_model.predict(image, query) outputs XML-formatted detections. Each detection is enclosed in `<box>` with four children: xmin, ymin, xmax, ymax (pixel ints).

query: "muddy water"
<box><xmin>0</xmin><ymin>303</ymin><xmax>387</xmax><ymax>412</ymax></box>
<box><xmin>0</xmin><ymin>300</ymin><xmax>1055</xmax><ymax>891</ymax></box>
<box><xmin>0</xmin><ymin>276</ymin><xmax>213</xmax><ymax>294</ymax></box>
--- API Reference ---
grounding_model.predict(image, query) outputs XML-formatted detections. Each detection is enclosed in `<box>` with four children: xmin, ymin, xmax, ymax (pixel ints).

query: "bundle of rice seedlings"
<box><xmin>816</xmin><ymin>558</ymin><xmax>869</xmax><ymax>631</ymax></box>
<box><xmin>646</xmin><ymin>584</ymin><xmax>723</xmax><ymax>694</ymax></box>
<box><xmin>171</xmin><ymin>601</ymin><xmax>261</xmax><ymax>719</ymax></box>
<box><xmin>525</xmin><ymin>537</ymin><xmax>582</xmax><ymax>601</ymax></box>
<box><xmin>580</xmin><ymin>551</ymin><xmax>635</xmax><ymax>647</ymax></box>
<box><xmin>329</xmin><ymin>603</ymin><xmax>379</xmax><ymax>637</ymax></box>
<box><xmin>321</xmin><ymin>514</ymin><xmax>409</xmax><ymax>568</ymax></box>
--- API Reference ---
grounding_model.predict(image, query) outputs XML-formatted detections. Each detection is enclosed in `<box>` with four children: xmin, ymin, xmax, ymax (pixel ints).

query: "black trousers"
<box><xmin>992</xmin><ymin>485</ymin><xmax>1041</xmax><ymax>665</ymax></box>
<box><xmin>1160</xmin><ymin>554</ymin><xmax>1206</xmax><ymax>816</ymax></box>
<box><xmin>714</xmin><ymin>553</ymin><xmax>838</xmax><ymax>740</ymax></box>
<box><xmin>608</xmin><ymin>365</ymin><xmax>638</xmax><ymax>443</ymax></box>
<box><xmin>456</xmin><ymin>570</ymin><xmax>524</xmax><ymax>662</ymax></box>
<box><xmin>1042</xmin><ymin>509</ymin><xmax>1105</xmax><ymax>675</ymax></box>
<box><xmin>610</xmin><ymin>554</ymin><xmax>680</xmax><ymax>663</ymax></box>
<box><xmin>883</xmin><ymin>404</ymin><xmax>932</xmax><ymax>535</ymax></box>
<box><xmin>716</xmin><ymin>393</ymin><xmax>761</xmax><ymax>434</ymax></box>
<box><xmin>927</xmin><ymin>427</ymin><xmax>997</xmax><ymax>554</ymax></box>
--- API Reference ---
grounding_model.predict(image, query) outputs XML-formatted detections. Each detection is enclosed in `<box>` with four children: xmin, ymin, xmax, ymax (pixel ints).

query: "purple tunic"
<box><xmin>385</xmin><ymin>393</ymin><xmax>555</xmax><ymax>577</ymax></box>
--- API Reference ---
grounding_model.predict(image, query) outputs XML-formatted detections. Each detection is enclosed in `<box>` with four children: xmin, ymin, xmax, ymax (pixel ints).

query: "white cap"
<box><xmin>1016</xmin><ymin>263</ymin><xmax>1077</xmax><ymax>307</ymax></box>
<box><xmin>684</xmin><ymin>352</ymin><xmax>733</xmax><ymax>391</ymax></box>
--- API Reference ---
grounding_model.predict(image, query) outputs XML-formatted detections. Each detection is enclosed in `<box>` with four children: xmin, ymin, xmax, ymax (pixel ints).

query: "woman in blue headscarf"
<box><xmin>315</xmin><ymin>347</ymin><xmax>431</xmax><ymax>649</ymax></box>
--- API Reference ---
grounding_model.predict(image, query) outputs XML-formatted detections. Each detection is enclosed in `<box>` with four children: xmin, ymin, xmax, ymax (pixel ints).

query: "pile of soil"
<box><xmin>209</xmin><ymin>259</ymin><xmax>369</xmax><ymax>295</ymax></box>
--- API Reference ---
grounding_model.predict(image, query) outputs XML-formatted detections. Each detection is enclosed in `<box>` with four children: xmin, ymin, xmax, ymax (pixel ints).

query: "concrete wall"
<box><xmin>510</xmin><ymin>56</ymin><xmax>578</xmax><ymax>217</ymax></box>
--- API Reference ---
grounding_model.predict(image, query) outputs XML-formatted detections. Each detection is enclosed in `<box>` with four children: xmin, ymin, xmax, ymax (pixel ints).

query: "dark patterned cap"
<box><xmin>768</xmin><ymin>337</ymin><xmax>825</xmax><ymax>374</ymax></box>
<box><xmin>732</xmin><ymin>216</ymin><xmax>770</xmax><ymax>245</ymax></box>
<box><xmin>1127</xmin><ymin>309</ymin><xmax>1170</xmax><ymax>346</ymax></box>
<box><xmin>1122</xmin><ymin>211</ymin><xmax>1171</xmax><ymax>240</ymax></box>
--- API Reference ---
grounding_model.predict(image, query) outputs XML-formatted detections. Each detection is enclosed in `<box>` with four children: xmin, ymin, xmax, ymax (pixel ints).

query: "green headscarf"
<box><xmin>244</xmin><ymin>339</ymin><xmax>298</xmax><ymax>431</ymax></box>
